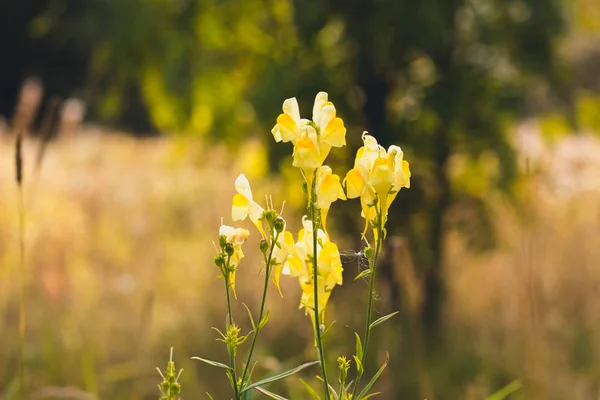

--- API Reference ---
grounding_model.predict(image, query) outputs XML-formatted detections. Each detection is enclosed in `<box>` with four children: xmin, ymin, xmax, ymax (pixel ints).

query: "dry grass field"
<box><xmin>1</xmin><ymin>126</ymin><xmax>599</xmax><ymax>399</ymax></box>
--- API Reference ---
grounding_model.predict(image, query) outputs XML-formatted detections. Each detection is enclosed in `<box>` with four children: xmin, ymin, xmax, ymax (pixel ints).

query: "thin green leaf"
<box><xmin>241</xmin><ymin>390</ymin><xmax>253</xmax><ymax>400</ymax></box>
<box><xmin>206</xmin><ymin>392</ymin><xmax>215</xmax><ymax>400</ymax></box>
<box><xmin>243</xmin><ymin>302</ymin><xmax>256</xmax><ymax>332</ymax></box>
<box><xmin>369</xmin><ymin>311</ymin><xmax>400</xmax><ymax>329</ymax></box>
<box><xmin>353</xmin><ymin>355</ymin><xmax>364</xmax><ymax>377</ymax></box>
<box><xmin>344</xmin><ymin>380</ymin><xmax>355</xmax><ymax>394</ymax></box>
<box><xmin>258</xmin><ymin>310</ymin><xmax>270</xmax><ymax>330</ymax></box>
<box><xmin>357</xmin><ymin>352</ymin><xmax>389</xmax><ymax>399</ymax></box>
<box><xmin>191</xmin><ymin>357</ymin><xmax>232</xmax><ymax>371</ymax></box>
<box><xmin>240</xmin><ymin>361</ymin><xmax>320</xmax><ymax>393</ymax></box>
<box><xmin>355</xmin><ymin>333</ymin><xmax>363</xmax><ymax>361</ymax></box>
<box><xmin>299</xmin><ymin>378</ymin><xmax>322</xmax><ymax>400</ymax></box>
<box><xmin>322</xmin><ymin>320</ymin><xmax>336</xmax><ymax>338</ymax></box>
<box><xmin>254</xmin><ymin>387</ymin><xmax>288</xmax><ymax>400</ymax></box>
<box><xmin>361</xmin><ymin>392</ymin><xmax>381</xmax><ymax>399</ymax></box>
<box><xmin>354</xmin><ymin>269</ymin><xmax>370</xmax><ymax>281</ymax></box>
<box><xmin>245</xmin><ymin>360</ymin><xmax>259</xmax><ymax>386</ymax></box>
<box><xmin>316</xmin><ymin>375</ymin><xmax>339</xmax><ymax>399</ymax></box>
<box><xmin>485</xmin><ymin>379</ymin><xmax>522</xmax><ymax>400</ymax></box>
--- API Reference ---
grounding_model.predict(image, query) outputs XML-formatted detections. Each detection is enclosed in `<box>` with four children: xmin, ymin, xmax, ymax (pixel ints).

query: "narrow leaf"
<box><xmin>357</xmin><ymin>352</ymin><xmax>389</xmax><ymax>399</ymax></box>
<box><xmin>354</xmin><ymin>269</ymin><xmax>370</xmax><ymax>281</ymax></box>
<box><xmin>243</xmin><ymin>302</ymin><xmax>257</xmax><ymax>332</ymax></box>
<box><xmin>322</xmin><ymin>320</ymin><xmax>336</xmax><ymax>338</ymax></box>
<box><xmin>240</xmin><ymin>361</ymin><xmax>320</xmax><ymax>393</ymax></box>
<box><xmin>361</xmin><ymin>392</ymin><xmax>381</xmax><ymax>399</ymax></box>
<box><xmin>258</xmin><ymin>310</ymin><xmax>270</xmax><ymax>330</ymax></box>
<box><xmin>353</xmin><ymin>355</ymin><xmax>364</xmax><ymax>377</ymax></box>
<box><xmin>245</xmin><ymin>360</ymin><xmax>259</xmax><ymax>385</ymax></box>
<box><xmin>206</xmin><ymin>392</ymin><xmax>215</xmax><ymax>400</ymax></box>
<box><xmin>485</xmin><ymin>379</ymin><xmax>522</xmax><ymax>400</ymax></box>
<box><xmin>355</xmin><ymin>333</ymin><xmax>363</xmax><ymax>361</ymax></box>
<box><xmin>299</xmin><ymin>378</ymin><xmax>322</xmax><ymax>400</ymax></box>
<box><xmin>369</xmin><ymin>311</ymin><xmax>400</xmax><ymax>329</ymax></box>
<box><xmin>254</xmin><ymin>387</ymin><xmax>288</xmax><ymax>400</ymax></box>
<box><xmin>316</xmin><ymin>375</ymin><xmax>339</xmax><ymax>399</ymax></box>
<box><xmin>191</xmin><ymin>357</ymin><xmax>232</xmax><ymax>371</ymax></box>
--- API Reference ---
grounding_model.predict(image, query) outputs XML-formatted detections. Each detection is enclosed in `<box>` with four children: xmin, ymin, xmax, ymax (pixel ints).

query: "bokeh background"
<box><xmin>2</xmin><ymin>0</ymin><xmax>600</xmax><ymax>398</ymax></box>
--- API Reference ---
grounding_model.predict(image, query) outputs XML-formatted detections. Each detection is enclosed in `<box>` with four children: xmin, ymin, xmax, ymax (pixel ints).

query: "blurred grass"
<box><xmin>0</xmin><ymin>127</ymin><xmax>600</xmax><ymax>399</ymax></box>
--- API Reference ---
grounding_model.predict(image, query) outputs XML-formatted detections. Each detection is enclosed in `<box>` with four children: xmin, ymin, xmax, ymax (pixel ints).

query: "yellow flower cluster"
<box><xmin>345</xmin><ymin>132</ymin><xmax>411</xmax><ymax>240</ymax></box>
<box><xmin>271</xmin><ymin>93</ymin><xmax>347</xmax><ymax>326</ymax></box>
<box><xmin>218</xmin><ymin>92</ymin><xmax>411</xmax><ymax>334</ymax></box>
<box><xmin>283</xmin><ymin>216</ymin><xmax>343</xmax><ymax>327</ymax></box>
<box><xmin>271</xmin><ymin>92</ymin><xmax>346</xmax><ymax>182</ymax></box>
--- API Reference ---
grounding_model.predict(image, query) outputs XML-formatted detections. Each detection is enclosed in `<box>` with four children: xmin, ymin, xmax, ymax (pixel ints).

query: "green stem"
<box><xmin>239</xmin><ymin>233</ymin><xmax>279</xmax><ymax>388</ymax></box>
<box><xmin>351</xmin><ymin>205</ymin><xmax>383</xmax><ymax>399</ymax></box>
<box><xmin>310</xmin><ymin>178</ymin><xmax>331</xmax><ymax>399</ymax></box>
<box><xmin>224</xmin><ymin>261</ymin><xmax>240</xmax><ymax>400</ymax></box>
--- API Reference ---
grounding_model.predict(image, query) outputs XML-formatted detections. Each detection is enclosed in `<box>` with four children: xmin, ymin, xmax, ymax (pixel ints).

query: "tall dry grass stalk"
<box><xmin>15</xmin><ymin>131</ymin><xmax>27</xmax><ymax>397</ymax></box>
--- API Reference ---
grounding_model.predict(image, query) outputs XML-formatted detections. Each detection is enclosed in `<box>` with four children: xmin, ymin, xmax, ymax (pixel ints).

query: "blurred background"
<box><xmin>1</xmin><ymin>0</ymin><xmax>600</xmax><ymax>398</ymax></box>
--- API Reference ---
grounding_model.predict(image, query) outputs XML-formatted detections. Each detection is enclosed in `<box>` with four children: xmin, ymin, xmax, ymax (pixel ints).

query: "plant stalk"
<box><xmin>351</xmin><ymin>205</ymin><xmax>383</xmax><ymax>399</ymax></box>
<box><xmin>224</xmin><ymin>259</ymin><xmax>240</xmax><ymax>400</ymax></box>
<box><xmin>239</xmin><ymin>233</ymin><xmax>279</xmax><ymax>387</ymax></box>
<box><xmin>310</xmin><ymin>177</ymin><xmax>331</xmax><ymax>399</ymax></box>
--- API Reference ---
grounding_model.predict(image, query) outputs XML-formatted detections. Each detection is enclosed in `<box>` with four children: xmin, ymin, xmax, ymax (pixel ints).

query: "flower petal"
<box><xmin>282</xmin><ymin>97</ymin><xmax>301</xmax><ymax>125</ymax></box>
<box><xmin>322</xmin><ymin>116</ymin><xmax>347</xmax><ymax>147</ymax></box>
<box><xmin>272</xmin><ymin>113</ymin><xmax>298</xmax><ymax>143</ymax></box>
<box><xmin>312</xmin><ymin>92</ymin><xmax>328</xmax><ymax>126</ymax></box>
<box><xmin>235</xmin><ymin>174</ymin><xmax>253</xmax><ymax>200</ymax></box>
<box><xmin>232</xmin><ymin>193</ymin><xmax>250</xmax><ymax>221</ymax></box>
<box><xmin>344</xmin><ymin>168</ymin><xmax>366</xmax><ymax>199</ymax></box>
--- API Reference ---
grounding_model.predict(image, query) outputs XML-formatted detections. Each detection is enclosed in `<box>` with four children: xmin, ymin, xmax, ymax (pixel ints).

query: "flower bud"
<box><xmin>274</xmin><ymin>217</ymin><xmax>285</xmax><ymax>234</ymax></box>
<box><xmin>259</xmin><ymin>239</ymin><xmax>269</xmax><ymax>254</ymax></box>
<box><xmin>219</xmin><ymin>235</ymin><xmax>227</xmax><ymax>249</ymax></box>
<box><xmin>214</xmin><ymin>254</ymin><xmax>224</xmax><ymax>267</ymax></box>
<box><xmin>224</xmin><ymin>243</ymin><xmax>235</xmax><ymax>257</ymax></box>
<box><xmin>363</xmin><ymin>246</ymin><xmax>373</xmax><ymax>259</ymax></box>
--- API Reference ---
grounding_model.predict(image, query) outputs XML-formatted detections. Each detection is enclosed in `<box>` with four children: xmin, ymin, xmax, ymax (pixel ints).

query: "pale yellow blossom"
<box><xmin>344</xmin><ymin>132</ymin><xmax>411</xmax><ymax>239</ymax></box>
<box><xmin>219</xmin><ymin>224</ymin><xmax>250</xmax><ymax>297</ymax></box>
<box><xmin>231</xmin><ymin>174</ymin><xmax>266</xmax><ymax>238</ymax></box>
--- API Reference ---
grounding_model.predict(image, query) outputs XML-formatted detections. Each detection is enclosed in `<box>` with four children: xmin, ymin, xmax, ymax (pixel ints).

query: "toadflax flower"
<box><xmin>314</xmin><ymin>166</ymin><xmax>346</xmax><ymax>233</ymax></box>
<box><xmin>344</xmin><ymin>132</ymin><xmax>411</xmax><ymax>239</ymax></box>
<box><xmin>283</xmin><ymin>217</ymin><xmax>343</xmax><ymax>334</ymax></box>
<box><xmin>232</xmin><ymin>174</ymin><xmax>266</xmax><ymax>238</ymax></box>
<box><xmin>218</xmin><ymin>224</ymin><xmax>250</xmax><ymax>297</ymax></box>
<box><xmin>271</xmin><ymin>92</ymin><xmax>347</xmax><ymax>178</ymax></box>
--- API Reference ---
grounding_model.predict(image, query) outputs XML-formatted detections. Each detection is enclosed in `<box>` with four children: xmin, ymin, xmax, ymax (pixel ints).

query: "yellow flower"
<box><xmin>283</xmin><ymin>217</ymin><xmax>343</xmax><ymax>329</ymax></box>
<box><xmin>271</xmin><ymin>230</ymin><xmax>295</xmax><ymax>297</ymax></box>
<box><xmin>344</xmin><ymin>132</ymin><xmax>411</xmax><ymax>238</ymax></box>
<box><xmin>314</xmin><ymin>166</ymin><xmax>346</xmax><ymax>233</ymax></box>
<box><xmin>232</xmin><ymin>174</ymin><xmax>266</xmax><ymax>238</ymax></box>
<box><xmin>271</xmin><ymin>92</ymin><xmax>347</xmax><ymax>176</ymax></box>
<box><xmin>219</xmin><ymin>225</ymin><xmax>250</xmax><ymax>297</ymax></box>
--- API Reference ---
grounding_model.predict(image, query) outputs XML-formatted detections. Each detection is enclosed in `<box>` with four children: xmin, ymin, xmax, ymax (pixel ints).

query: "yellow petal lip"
<box><xmin>275</xmin><ymin>113</ymin><xmax>299</xmax><ymax>143</ymax></box>
<box><xmin>293</xmin><ymin>136</ymin><xmax>321</xmax><ymax>170</ymax></box>
<box><xmin>322</xmin><ymin>117</ymin><xmax>346</xmax><ymax>147</ymax></box>
<box><xmin>232</xmin><ymin>193</ymin><xmax>250</xmax><ymax>221</ymax></box>
<box><xmin>344</xmin><ymin>168</ymin><xmax>365</xmax><ymax>199</ymax></box>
